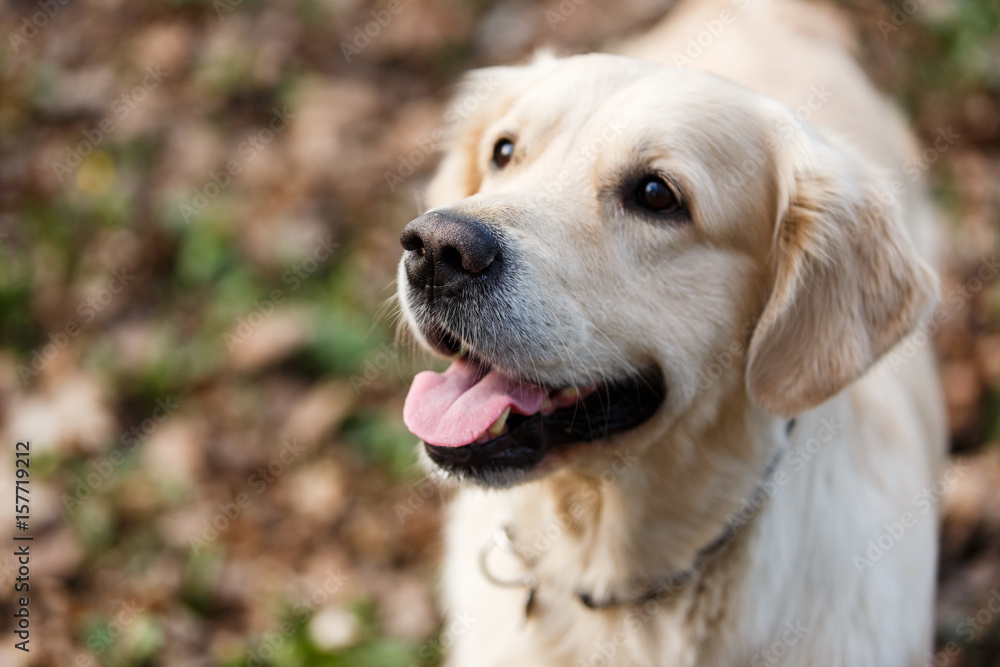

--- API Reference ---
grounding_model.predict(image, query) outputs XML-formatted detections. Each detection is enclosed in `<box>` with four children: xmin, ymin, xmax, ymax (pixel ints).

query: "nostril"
<box><xmin>458</xmin><ymin>241</ymin><xmax>498</xmax><ymax>274</ymax></box>
<box><xmin>439</xmin><ymin>246</ymin><xmax>465</xmax><ymax>273</ymax></box>
<box><xmin>400</xmin><ymin>227</ymin><xmax>425</xmax><ymax>252</ymax></box>
<box><xmin>464</xmin><ymin>251</ymin><xmax>497</xmax><ymax>274</ymax></box>
<box><xmin>439</xmin><ymin>242</ymin><xmax>498</xmax><ymax>275</ymax></box>
<box><xmin>445</xmin><ymin>227</ymin><xmax>499</xmax><ymax>274</ymax></box>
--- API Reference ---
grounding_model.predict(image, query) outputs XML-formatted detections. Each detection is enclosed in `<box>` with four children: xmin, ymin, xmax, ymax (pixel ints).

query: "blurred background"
<box><xmin>0</xmin><ymin>0</ymin><xmax>998</xmax><ymax>665</ymax></box>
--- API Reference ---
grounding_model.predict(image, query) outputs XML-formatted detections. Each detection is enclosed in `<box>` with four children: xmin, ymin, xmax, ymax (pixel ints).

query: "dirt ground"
<box><xmin>0</xmin><ymin>0</ymin><xmax>998</xmax><ymax>665</ymax></box>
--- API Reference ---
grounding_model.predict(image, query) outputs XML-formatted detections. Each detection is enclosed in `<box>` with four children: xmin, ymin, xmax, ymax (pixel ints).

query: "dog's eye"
<box><xmin>634</xmin><ymin>176</ymin><xmax>680</xmax><ymax>213</ymax></box>
<box><xmin>492</xmin><ymin>138</ymin><xmax>514</xmax><ymax>169</ymax></box>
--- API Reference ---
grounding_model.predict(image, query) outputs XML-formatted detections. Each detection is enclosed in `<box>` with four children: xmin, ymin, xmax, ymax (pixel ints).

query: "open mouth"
<box><xmin>403</xmin><ymin>327</ymin><xmax>666</xmax><ymax>487</ymax></box>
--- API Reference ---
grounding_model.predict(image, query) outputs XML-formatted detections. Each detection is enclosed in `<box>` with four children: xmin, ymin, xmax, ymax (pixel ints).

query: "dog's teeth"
<box><xmin>488</xmin><ymin>407</ymin><xmax>511</xmax><ymax>436</ymax></box>
<box><xmin>540</xmin><ymin>397</ymin><xmax>554</xmax><ymax>414</ymax></box>
<box><xmin>556</xmin><ymin>387</ymin><xmax>581</xmax><ymax>401</ymax></box>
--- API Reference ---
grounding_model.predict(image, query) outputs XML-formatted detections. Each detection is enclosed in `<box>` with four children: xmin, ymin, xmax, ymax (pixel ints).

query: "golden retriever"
<box><xmin>396</xmin><ymin>0</ymin><xmax>947</xmax><ymax>664</ymax></box>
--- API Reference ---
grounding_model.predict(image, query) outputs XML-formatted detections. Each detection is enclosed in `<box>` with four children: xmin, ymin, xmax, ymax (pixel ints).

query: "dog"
<box><xmin>395</xmin><ymin>0</ymin><xmax>947</xmax><ymax>664</ymax></box>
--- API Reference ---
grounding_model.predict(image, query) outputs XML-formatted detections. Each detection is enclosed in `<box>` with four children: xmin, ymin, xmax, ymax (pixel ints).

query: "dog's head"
<box><xmin>397</xmin><ymin>54</ymin><xmax>937</xmax><ymax>487</ymax></box>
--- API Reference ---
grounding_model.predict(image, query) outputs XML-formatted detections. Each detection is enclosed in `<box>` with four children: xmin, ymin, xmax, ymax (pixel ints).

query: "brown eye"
<box><xmin>492</xmin><ymin>138</ymin><xmax>514</xmax><ymax>169</ymax></box>
<box><xmin>635</xmin><ymin>176</ymin><xmax>680</xmax><ymax>213</ymax></box>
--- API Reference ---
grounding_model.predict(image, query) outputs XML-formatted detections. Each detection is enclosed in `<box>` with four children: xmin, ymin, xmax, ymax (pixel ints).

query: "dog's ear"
<box><xmin>427</xmin><ymin>55</ymin><xmax>556</xmax><ymax>207</ymax></box>
<box><xmin>745</xmin><ymin>120</ymin><xmax>939</xmax><ymax>418</ymax></box>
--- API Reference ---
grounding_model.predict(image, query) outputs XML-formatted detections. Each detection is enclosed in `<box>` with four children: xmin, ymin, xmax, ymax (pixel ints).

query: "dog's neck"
<box><xmin>494</xmin><ymin>394</ymin><xmax>787</xmax><ymax>610</ymax></box>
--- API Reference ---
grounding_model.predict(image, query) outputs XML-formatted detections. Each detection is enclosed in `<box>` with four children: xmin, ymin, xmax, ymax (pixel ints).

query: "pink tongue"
<box><xmin>403</xmin><ymin>360</ymin><xmax>548</xmax><ymax>447</ymax></box>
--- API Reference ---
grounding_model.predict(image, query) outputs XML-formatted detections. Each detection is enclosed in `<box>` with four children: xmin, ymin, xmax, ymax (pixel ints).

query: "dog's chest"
<box><xmin>441</xmin><ymin>493</ymin><xmax>736</xmax><ymax>667</ymax></box>
<box><xmin>446</xmin><ymin>574</ymin><xmax>723</xmax><ymax>667</ymax></box>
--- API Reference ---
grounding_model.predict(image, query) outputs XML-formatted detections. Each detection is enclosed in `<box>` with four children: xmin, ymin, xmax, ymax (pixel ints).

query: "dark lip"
<box><xmin>424</xmin><ymin>321</ymin><xmax>463</xmax><ymax>356</ymax></box>
<box><xmin>423</xmin><ymin>365</ymin><xmax>666</xmax><ymax>488</ymax></box>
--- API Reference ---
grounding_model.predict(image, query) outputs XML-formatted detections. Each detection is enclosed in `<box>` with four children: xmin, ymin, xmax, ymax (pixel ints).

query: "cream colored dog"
<box><xmin>396</xmin><ymin>0</ymin><xmax>947</xmax><ymax>665</ymax></box>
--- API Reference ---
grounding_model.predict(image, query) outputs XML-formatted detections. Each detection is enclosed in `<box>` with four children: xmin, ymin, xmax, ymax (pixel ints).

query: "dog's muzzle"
<box><xmin>397</xmin><ymin>209</ymin><xmax>667</xmax><ymax>487</ymax></box>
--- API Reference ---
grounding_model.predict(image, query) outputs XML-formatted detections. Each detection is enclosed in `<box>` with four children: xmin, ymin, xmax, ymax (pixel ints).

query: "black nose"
<box><xmin>400</xmin><ymin>210</ymin><xmax>500</xmax><ymax>295</ymax></box>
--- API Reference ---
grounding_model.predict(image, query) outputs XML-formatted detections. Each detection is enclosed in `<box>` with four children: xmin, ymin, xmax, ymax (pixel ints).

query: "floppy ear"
<box><xmin>745</xmin><ymin>125</ymin><xmax>939</xmax><ymax>418</ymax></box>
<box><xmin>427</xmin><ymin>54</ymin><xmax>557</xmax><ymax>207</ymax></box>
